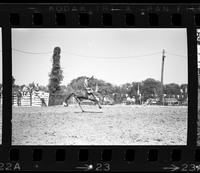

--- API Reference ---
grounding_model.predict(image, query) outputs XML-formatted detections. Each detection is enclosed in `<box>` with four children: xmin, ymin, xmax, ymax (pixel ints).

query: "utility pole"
<box><xmin>161</xmin><ymin>49</ymin><xmax>166</xmax><ymax>105</ymax></box>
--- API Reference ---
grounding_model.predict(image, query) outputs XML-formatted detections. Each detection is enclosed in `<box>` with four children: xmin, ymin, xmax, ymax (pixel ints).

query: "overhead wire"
<box><xmin>12</xmin><ymin>48</ymin><xmax>52</xmax><ymax>55</ymax></box>
<box><xmin>12</xmin><ymin>48</ymin><xmax>162</xmax><ymax>59</ymax></box>
<box><xmin>0</xmin><ymin>48</ymin><xmax>188</xmax><ymax>60</ymax></box>
<box><xmin>166</xmin><ymin>51</ymin><xmax>187</xmax><ymax>59</ymax></box>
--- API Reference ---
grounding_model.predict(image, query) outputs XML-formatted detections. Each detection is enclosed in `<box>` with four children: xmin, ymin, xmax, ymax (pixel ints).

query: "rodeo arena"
<box><xmin>12</xmin><ymin>47</ymin><xmax>188</xmax><ymax>145</ymax></box>
<box><xmin>12</xmin><ymin>82</ymin><xmax>188</xmax><ymax>146</ymax></box>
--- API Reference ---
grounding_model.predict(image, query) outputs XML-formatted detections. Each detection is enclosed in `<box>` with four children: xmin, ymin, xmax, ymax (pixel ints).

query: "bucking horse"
<box><xmin>63</xmin><ymin>90</ymin><xmax>103</xmax><ymax>112</ymax></box>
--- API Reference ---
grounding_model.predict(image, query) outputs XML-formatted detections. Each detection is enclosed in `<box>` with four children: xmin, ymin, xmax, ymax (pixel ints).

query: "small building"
<box><xmin>124</xmin><ymin>96</ymin><xmax>136</xmax><ymax>105</ymax></box>
<box><xmin>103</xmin><ymin>95</ymin><xmax>114</xmax><ymax>105</ymax></box>
<box><xmin>164</xmin><ymin>98</ymin><xmax>179</xmax><ymax>106</ymax></box>
<box><xmin>181</xmin><ymin>97</ymin><xmax>188</xmax><ymax>106</ymax></box>
<box><xmin>145</xmin><ymin>98</ymin><xmax>159</xmax><ymax>105</ymax></box>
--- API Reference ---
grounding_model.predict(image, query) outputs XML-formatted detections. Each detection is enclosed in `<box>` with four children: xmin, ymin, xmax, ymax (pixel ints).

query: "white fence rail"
<box><xmin>13</xmin><ymin>91</ymin><xmax>49</xmax><ymax>107</ymax></box>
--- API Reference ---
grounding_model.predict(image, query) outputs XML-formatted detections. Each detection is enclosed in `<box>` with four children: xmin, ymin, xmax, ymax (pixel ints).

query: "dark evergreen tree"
<box><xmin>48</xmin><ymin>47</ymin><xmax>64</xmax><ymax>105</ymax></box>
<box><xmin>48</xmin><ymin>47</ymin><xmax>63</xmax><ymax>93</ymax></box>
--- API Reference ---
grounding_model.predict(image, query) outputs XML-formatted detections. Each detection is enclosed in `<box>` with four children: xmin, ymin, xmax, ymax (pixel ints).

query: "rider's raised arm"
<box><xmin>84</xmin><ymin>78</ymin><xmax>88</xmax><ymax>88</ymax></box>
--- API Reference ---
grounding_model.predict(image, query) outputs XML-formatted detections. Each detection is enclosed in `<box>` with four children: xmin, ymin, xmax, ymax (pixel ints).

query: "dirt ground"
<box><xmin>12</xmin><ymin>104</ymin><xmax>187</xmax><ymax>145</ymax></box>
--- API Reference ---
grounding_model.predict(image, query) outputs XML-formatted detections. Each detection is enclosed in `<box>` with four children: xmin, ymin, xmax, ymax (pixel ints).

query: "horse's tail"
<box><xmin>63</xmin><ymin>93</ymin><xmax>75</xmax><ymax>106</ymax></box>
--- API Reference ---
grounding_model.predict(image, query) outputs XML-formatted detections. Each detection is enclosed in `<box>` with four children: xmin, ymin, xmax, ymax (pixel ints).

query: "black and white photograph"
<box><xmin>12</xmin><ymin>28</ymin><xmax>188</xmax><ymax>145</ymax></box>
<box><xmin>197</xmin><ymin>29</ymin><xmax>200</xmax><ymax>146</ymax></box>
<box><xmin>0</xmin><ymin>28</ymin><xmax>2</xmax><ymax>144</ymax></box>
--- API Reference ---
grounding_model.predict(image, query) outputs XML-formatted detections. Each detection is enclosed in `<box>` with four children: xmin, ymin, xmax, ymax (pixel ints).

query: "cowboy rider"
<box><xmin>84</xmin><ymin>76</ymin><xmax>94</xmax><ymax>94</ymax></box>
<box><xmin>84</xmin><ymin>76</ymin><xmax>101</xmax><ymax>108</ymax></box>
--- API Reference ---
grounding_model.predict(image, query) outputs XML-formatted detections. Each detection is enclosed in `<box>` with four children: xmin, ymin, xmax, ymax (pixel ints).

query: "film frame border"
<box><xmin>0</xmin><ymin>3</ymin><xmax>199</xmax><ymax>172</ymax></box>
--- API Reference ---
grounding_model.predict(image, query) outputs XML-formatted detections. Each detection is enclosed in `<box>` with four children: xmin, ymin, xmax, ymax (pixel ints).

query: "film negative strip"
<box><xmin>0</xmin><ymin>3</ymin><xmax>199</xmax><ymax>172</ymax></box>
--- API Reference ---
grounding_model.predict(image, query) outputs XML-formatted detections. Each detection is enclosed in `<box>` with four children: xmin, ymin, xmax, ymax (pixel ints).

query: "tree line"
<box><xmin>12</xmin><ymin>75</ymin><xmax>188</xmax><ymax>105</ymax></box>
<box><xmin>65</xmin><ymin>76</ymin><xmax>188</xmax><ymax>104</ymax></box>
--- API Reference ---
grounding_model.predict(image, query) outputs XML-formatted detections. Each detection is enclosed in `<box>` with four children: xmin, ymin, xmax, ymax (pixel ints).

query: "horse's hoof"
<box><xmin>63</xmin><ymin>102</ymin><xmax>68</xmax><ymax>107</ymax></box>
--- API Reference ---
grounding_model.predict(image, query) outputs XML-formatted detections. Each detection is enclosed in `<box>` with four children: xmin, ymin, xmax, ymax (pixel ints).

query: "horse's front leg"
<box><xmin>75</xmin><ymin>97</ymin><xmax>85</xmax><ymax>112</ymax></box>
<box><xmin>94</xmin><ymin>96</ymin><xmax>102</xmax><ymax>109</ymax></box>
<box><xmin>90</xmin><ymin>94</ymin><xmax>102</xmax><ymax>109</ymax></box>
<box><xmin>63</xmin><ymin>93</ymin><xmax>74</xmax><ymax>107</ymax></box>
<box><xmin>97</xmin><ymin>101</ymin><xmax>102</xmax><ymax>109</ymax></box>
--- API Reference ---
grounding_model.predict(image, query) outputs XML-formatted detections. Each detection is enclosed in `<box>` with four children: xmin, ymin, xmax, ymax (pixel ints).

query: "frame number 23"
<box><xmin>95</xmin><ymin>162</ymin><xmax>110</xmax><ymax>171</ymax></box>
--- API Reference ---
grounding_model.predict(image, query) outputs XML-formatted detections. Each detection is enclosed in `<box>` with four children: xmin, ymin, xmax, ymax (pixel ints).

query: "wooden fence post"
<box><xmin>30</xmin><ymin>92</ymin><xmax>32</xmax><ymax>106</ymax></box>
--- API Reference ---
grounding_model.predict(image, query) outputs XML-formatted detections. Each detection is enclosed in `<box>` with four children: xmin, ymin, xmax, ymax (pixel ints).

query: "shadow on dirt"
<box><xmin>74</xmin><ymin>111</ymin><xmax>103</xmax><ymax>113</ymax></box>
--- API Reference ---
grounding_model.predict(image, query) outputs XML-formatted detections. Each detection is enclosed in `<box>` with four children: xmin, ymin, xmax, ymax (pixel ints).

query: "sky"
<box><xmin>12</xmin><ymin>28</ymin><xmax>188</xmax><ymax>86</ymax></box>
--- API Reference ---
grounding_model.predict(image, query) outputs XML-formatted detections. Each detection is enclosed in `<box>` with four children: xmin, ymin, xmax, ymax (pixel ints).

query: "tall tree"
<box><xmin>48</xmin><ymin>47</ymin><xmax>63</xmax><ymax>93</ymax></box>
<box><xmin>48</xmin><ymin>47</ymin><xmax>64</xmax><ymax>106</ymax></box>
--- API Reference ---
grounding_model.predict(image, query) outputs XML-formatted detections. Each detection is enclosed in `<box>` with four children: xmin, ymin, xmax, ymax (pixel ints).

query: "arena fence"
<box><xmin>12</xmin><ymin>91</ymin><xmax>49</xmax><ymax>107</ymax></box>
